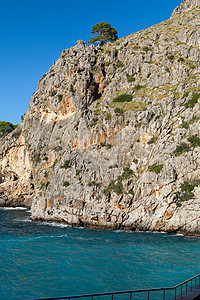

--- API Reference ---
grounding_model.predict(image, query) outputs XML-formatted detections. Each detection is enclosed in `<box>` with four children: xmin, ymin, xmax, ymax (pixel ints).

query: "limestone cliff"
<box><xmin>1</xmin><ymin>1</ymin><xmax>200</xmax><ymax>235</ymax></box>
<box><xmin>171</xmin><ymin>0</ymin><xmax>200</xmax><ymax>17</ymax></box>
<box><xmin>0</xmin><ymin>128</ymin><xmax>34</xmax><ymax>207</ymax></box>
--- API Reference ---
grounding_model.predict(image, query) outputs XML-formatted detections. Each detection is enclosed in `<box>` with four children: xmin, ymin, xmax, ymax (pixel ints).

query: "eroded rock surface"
<box><xmin>1</xmin><ymin>1</ymin><xmax>200</xmax><ymax>235</ymax></box>
<box><xmin>171</xmin><ymin>0</ymin><xmax>200</xmax><ymax>17</ymax></box>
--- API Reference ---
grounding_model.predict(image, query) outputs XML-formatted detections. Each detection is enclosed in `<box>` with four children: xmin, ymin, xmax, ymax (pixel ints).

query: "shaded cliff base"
<box><xmin>31</xmin><ymin>215</ymin><xmax>200</xmax><ymax>237</ymax></box>
<box><xmin>0</xmin><ymin>198</ymin><xmax>31</xmax><ymax>209</ymax></box>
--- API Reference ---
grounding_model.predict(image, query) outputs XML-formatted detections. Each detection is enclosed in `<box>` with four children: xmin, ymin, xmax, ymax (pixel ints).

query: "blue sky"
<box><xmin>0</xmin><ymin>0</ymin><xmax>181</xmax><ymax>124</ymax></box>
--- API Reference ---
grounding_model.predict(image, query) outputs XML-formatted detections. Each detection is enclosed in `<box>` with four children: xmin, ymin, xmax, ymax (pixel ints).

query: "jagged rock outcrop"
<box><xmin>171</xmin><ymin>0</ymin><xmax>200</xmax><ymax>17</ymax></box>
<box><xmin>1</xmin><ymin>0</ymin><xmax>200</xmax><ymax>235</ymax></box>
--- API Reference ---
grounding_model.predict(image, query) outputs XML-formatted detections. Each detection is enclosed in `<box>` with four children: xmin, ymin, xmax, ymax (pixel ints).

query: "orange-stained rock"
<box><xmin>60</xmin><ymin>96</ymin><xmax>76</xmax><ymax>116</ymax></box>
<box><xmin>114</xmin><ymin>201</ymin><xmax>127</xmax><ymax>212</ymax></box>
<box><xmin>140</xmin><ymin>134</ymin><xmax>153</xmax><ymax>143</ymax></box>
<box><xmin>72</xmin><ymin>140</ymin><xmax>78</xmax><ymax>149</ymax></box>
<box><xmin>165</xmin><ymin>210</ymin><xmax>173</xmax><ymax>220</ymax></box>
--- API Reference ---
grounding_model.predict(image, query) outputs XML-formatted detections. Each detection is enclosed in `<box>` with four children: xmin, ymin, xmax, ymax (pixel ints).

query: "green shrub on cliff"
<box><xmin>181</xmin><ymin>179</ymin><xmax>200</xmax><ymax>193</ymax></box>
<box><xmin>134</xmin><ymin>85</ymin><xmax>143</xmax><ymax>91</ymax></box>
<box><xmin>168</xmin><ymin>55</ymin><xmax>174</xmax><ymax>61</ymax></box>
<box><xmin>126</xmin><ymin>74</ymin><xmax>135</xmax><ymax>82</ymax></box>
<box><xmin>181</xmin><ymin>117</ymin><xmax>199</xmax><ymax>129</ymax></box>
<box><xmin>115</xmin><ymin>60</ymin><xmax>123</xmax><ymax>68</ymax></box>
<box><xmin>176</xmin><ymin>179</ymin><xmax>200</xmax><ymax>205</ymax></box>
<box><xmin>103</xmin><ymin>180</ymin><xmax>123</xmax><ymax>196</ymax></box>
<box><xmin>128</xmin><ymin>189</ymin><xmax>134</xmax><ymax>195</ymax></box>
<box><xmin>88</xmin><ymin>181</ymin><xmax>101</xmax><ymax>187</ymax></box>
<box><xmin>177</xmin><ymin>57</ymin><xmax>185</xmax><ymax>62</ymax></box>
<box><xmin>45</xmin><ymin>181</ymin><xmax>50</xmax><ymax>189</ymax></box>
<box><xmin>76</xmin><ymin>169</ymin><xmax>82</xmax><ymax>176</ymax></box>
<box><xmin>105</xmin><ymin>113</ymin><xmax>111</xmax><ymax>120</ymax></box>
<box><xmin>173</xmin><ymin>143</ymin><xmax>190</xmax><ymax>156</ymax></box>
<box><xmin>147</xmin><ymin>136</ymin><xmax>157</xmax><ymax>144</ymax></box>
<box><xmin>0</xmin><ymin>121</ymin><xmax>18</xmax><ymax>137</ymax></box>
<box><xmin>148</xmin><ymin>164</ymin><xmax>163</xmax><ymax>174</ymax></box>
<box><xmin>119</xmin><ymin>167</ymin><xmax>134</xmax><ymax>180</ymax></box>
<box><xmin>50</xmin><ymin>90</ymin><xmax>57</xmax><ymax>97</ymax></box>
<box><xmin>103</xmin><ymin>168</ymin><xmax>134</xmax><ymax>196</ymax></box>
<box><xmin>143</xmin><ymin>46</ymin><xmax>151</xmax><ymax>53</ymax></box>
<box><xmin>187</xmin><ymin>135</ymin><xmax>200</xmax><ymax>148</ymax></box>
<box><xmin>184</xmin><ymin>93</ymin><xmax>200</xmax><ymax>108</ymax></box>
<box><xmin>113</xmin><ymin>94</ymin><xmax>133</xmax><ymax>103</ymax></box>
<box><xmin>114</xmin><ymin>107</ymin><xmax>124</xmax><ymax>116</ymax></box>
<box><xmin>61</xmin><ymin>160</ymin><xmax>70</xmax><ymax>169</ymax></box>
<box><xmin>58</xmin><ymin>94</ymin><xmax>63</xmax><ymax>101</ymax></box>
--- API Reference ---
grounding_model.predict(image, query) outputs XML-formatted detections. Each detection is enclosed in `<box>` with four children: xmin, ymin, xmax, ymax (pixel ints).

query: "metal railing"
<box><xmin>28</xmin><ymin>274</ymin><xmax>200</xmax><ymax>300</ymax></box>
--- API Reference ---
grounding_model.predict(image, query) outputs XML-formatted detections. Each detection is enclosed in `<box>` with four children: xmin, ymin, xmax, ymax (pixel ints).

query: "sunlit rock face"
<box><xmin>1</xmin><ymin>3</ymin><xmax>200</xmax><ymax>235</ymax></box>
<box><xmin>171</xmin><ymin>0</ymin><xmax>200</xmax><ymax>17</ymax></box>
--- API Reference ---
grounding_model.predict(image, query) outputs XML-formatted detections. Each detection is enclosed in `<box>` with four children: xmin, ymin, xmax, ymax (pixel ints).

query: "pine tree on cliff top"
<box><xmin>88</xmin><ymin>22</ymin><xmax>118</xmax><ymax>46</ymax></box>
<box><xmin>0</xmin><ymin>121</ymin><xmax>17</xmax><ymax>137</ymax></box>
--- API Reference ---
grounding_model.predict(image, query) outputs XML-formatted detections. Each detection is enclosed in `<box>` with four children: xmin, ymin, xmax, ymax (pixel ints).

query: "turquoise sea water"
<box><xmin>0</xmin><ymin>208</ymin><xmax>200</xmax><ymax>300</ymax></box>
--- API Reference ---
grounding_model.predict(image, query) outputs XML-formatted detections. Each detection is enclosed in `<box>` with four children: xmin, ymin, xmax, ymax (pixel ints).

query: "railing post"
<box><xmin>181</xmin><ymin>284</ymin><xmax>182</xmax><ymax>298</ymax></box>
<box><xmin>111</xmin><ymin>293</ymin><xmax>113</xmax><ymax>300</ymax></box>
<box><xmin>175</xmin><ymin>287</ymin><xmax>176</xmax><ymax>300</ymax></box>
<box><xmin>148</xmin><ymin>290</ymin><xmax>150</xmax><ymax>300</ymax></box>
<box><xmin>163</xmin><ymin>289</ymin><xmax>165</xmax><ymax>300</ymax></box>
<box><xmin>130</xmin><ymin>292</ymin><xmax>132</xmax><ymax>300</ymax></box>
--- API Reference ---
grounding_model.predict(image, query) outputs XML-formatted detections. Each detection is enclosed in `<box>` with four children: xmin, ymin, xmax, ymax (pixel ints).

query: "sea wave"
<box><xmin>15</xmin><ymin>217</ymin><xmax>32</xmax><ymax>222</ymax></box>
<box><xmin>36</xmin><ymin>221</ymin><xmax>69</xmax><ymax>228</ymax></box>
<box><xmin>76</xmin><ymin>236</ymin><xmax>95</xmax><ymax>241</ymax></box>
<box><xmin>0</xmin><ymin>207</ymin><xmax>27</xmax><ymax>211</ymax></box>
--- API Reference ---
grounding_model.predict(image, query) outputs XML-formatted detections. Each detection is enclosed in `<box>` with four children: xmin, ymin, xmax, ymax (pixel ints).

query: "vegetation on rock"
<box><xmin>113</xmin><ymin>94</ymin><xmax>133</xmax><ymax>103</ymax></box>
<box><xmin>173</xmin><ymin>143</ymin><xmax>191</xmax><ymax>156</ymax></box>
<box><xmin>184</xmin><ymin>93</ymin><xmax>200</xmax><ymax>108</ymax></box>
<box><xmin>0</xmin><ymin>121</ymin><xmax>18</xmax><ymax>137</ymax></box>
<box><xmin>176</xmin><ymin>179</ymin><xmax>200</xmax><ymax>206</ymax></box>
<box><xmin>61</xmin><ymin>160</ymin><xmax>70</xmax><ymax>169</ymax></box>
<box><xmin>148</xmin><ymin>164</ymin><xmax>163</xmax><ymax>174</ymax></box>
<box><xmin>88</xmin><ymin>22</ymin><xmax>118</xmax><ymax>46</ymax></box>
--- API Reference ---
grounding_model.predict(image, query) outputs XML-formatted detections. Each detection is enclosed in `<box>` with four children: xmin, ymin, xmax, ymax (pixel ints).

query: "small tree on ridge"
<box><xmin>88</xmin><ymin>22</ymin><xmax>118</xmax><ymax>46</ymax></box>
<box><xmin>0</xmin><ymin>121</ymin><xmax>17</xmax><ymax>137</ymax></box>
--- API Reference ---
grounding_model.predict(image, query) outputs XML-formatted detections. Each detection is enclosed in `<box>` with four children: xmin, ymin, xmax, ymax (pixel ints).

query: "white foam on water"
<box><xmin>114</xmin><ymin>229</ymin><xmax>134</xmax><ymax>234</ymax></box>
<box><xmin>0</xmin><ymin>207</ymin><xmax>27</xmax><ymax>211</ymax></box>
<box><xmin>15</xmin><ymin>217</ymin><xmax>32</xmax><ymax>222</ymax></box>
<box><xmin>175</xmin><ymin>233</ymin><xmax>184</xmax><ymax>236</ymax></box>
<box><xmin>76</xmin><ymin>236</ymin><xmax>95</xmax><ymax>241</ymax></box>
<box><xmin>36</xmin><ymin>221</ymin><xmax>69</xmax><ymax>228</ymax></box>
<box><xmin>113</xmin><ymin>230</ymin><xmax>122</xmax><ymax>233</ymax></box>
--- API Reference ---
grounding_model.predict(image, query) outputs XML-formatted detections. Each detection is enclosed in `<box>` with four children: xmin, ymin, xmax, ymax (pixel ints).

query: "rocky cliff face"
<box><xmin>1</xmin><ymin>1</ymin><xmax>200</xmax><ymax>235</ymax></box>
<box><xmin>171</xmin><ymin>0</ymin><xmax>200</xmax><ymax>17</ymax></box>
<box><xmin>0</xmin><ymin>128</ymin><xmax>34</xmax><ymax>207</ymax></box>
